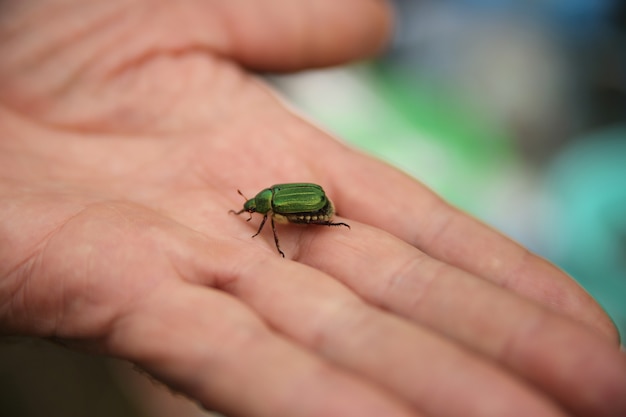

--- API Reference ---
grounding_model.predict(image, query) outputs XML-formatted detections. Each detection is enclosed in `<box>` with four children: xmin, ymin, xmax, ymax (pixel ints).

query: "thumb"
<box><xmin>214</xmin><ymin>0</ymin><xmax>394</xmax><ymax>70</ymax></box>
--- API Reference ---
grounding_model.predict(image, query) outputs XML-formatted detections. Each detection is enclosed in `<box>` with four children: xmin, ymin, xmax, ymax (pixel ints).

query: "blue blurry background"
<box><xmin>270</xmin><ymin>0</ymin><xmax>626</xmax><ymax>339</ymax></box>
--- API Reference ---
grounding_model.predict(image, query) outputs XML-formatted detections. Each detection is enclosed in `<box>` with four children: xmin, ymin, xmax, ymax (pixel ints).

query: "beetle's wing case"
<box><xmin>270</xmin><ymin>183</ymin><xmax>328</xmax><ymax>214</ymax></box>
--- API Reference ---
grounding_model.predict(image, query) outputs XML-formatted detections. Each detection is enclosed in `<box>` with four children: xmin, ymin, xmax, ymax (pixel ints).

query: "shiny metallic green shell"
<box><xmin>229</xmin><ymin>182</ymin><xmax>350</xmax><ymax>257</ymax></box>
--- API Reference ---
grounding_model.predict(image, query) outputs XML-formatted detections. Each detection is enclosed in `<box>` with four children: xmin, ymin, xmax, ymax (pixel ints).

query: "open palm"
<box><xmin>1</xmin><ymin>1</ymin><xmax>624</xmax><ymax>417</ymax></box>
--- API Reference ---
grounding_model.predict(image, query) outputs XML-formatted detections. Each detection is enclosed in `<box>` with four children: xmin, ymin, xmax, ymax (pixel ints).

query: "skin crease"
<box><xmin>0</xmin><ymin>1</ymin><xmax>625</xmax><ymax>417</ymax></box>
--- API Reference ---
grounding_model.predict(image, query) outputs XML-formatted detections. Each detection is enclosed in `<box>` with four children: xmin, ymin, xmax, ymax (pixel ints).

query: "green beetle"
<box><xmin>229</xmin><ymin>183</ymin><xmax>350</xmax><ymax>257</ymax></box>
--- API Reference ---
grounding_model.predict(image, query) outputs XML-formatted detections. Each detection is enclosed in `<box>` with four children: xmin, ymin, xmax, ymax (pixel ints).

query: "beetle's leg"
<box><xmin>316</xmin><ymin>221</ymin><xmax>351</xmax><ymax>229</ymax></box>
<box><xmin>270</xmin><ymin>216</ymin><xmax>285</xmax><ymax>258</ymax></box>
<box><xmin>252</xmin><ymin>214</ymin><xmax>268</xmax><ymax>238</ymax></box>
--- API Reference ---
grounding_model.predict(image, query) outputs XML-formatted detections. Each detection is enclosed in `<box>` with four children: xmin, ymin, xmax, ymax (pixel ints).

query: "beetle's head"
<box><xmin>235</xmin><ymin>189</ymin><xmax>256</xmax><ymax>213</ymax></box>
<box><xmin>243</xmin><ymin>199</ymin><xmax>257</xmax><ymax>213</ymax></box>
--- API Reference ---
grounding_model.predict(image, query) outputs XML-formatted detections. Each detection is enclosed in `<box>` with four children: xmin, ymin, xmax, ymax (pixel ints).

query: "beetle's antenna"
<box><xmin>230</xmin><ymin>189</ymin><xmax>252</xmax><ymax>220</ymax></box>
<box><xmin>236</xmin><ymin>189</ymin><xmax>248</xmax><ymax>200</ymax></box>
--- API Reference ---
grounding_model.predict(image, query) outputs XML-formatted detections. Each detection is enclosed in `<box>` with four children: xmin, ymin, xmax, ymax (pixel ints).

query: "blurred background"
<box><xmin>2</xmin><ymin>1</ymin><xmax>625</xmax><ymax>416</ymax></box>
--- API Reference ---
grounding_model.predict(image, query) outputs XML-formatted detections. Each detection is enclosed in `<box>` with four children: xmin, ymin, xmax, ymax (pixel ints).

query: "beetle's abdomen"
<box><xmin>281</xmin><ymin>201</ymin><xmax>335</xmax><ymax>224</ymax></box>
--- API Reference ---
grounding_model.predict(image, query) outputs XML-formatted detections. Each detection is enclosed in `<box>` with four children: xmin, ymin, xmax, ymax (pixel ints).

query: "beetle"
<box><xmin>229</xmin><ymin>183</ymin><xmax>350</xmax><ymax>257</ymax></box>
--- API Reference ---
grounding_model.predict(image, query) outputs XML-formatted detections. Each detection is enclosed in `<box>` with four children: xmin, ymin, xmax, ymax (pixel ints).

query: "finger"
<box><xmin>296</xmin><ymin>220</ymin><xmax>626</xmax><ymax>417</ymax></box>
<box><xmin>0</xmin><ymin>2</ymin><xmax>392</xmax><ymax>142</ymax></box>
<box><xmin>321</xmin><ymin>148</ymin><xmax>618</xmax><ymax>340</ymax></box>
<box><xmin>193</xmin><ymin>249</ymin><xmax>571</xmax><ymax>417</ymax></box>
<box><xmin>106</xmin><ymin>280</ymin><xmax>417</xmax><ymax>417</ymax></box>
<box><xmin>203</xmin><ymin>0</ymin><xmax>394</xmax><ymax>70</ymax></box>
<box><xmin>1</xmin><ymin>0</ymin><xmax>392</xmax><ymax>73</ymax></box>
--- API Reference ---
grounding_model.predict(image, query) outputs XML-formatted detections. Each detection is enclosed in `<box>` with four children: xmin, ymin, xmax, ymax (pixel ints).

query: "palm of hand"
<box><xmin>0</xmin><ymin>49</ymin><xmax>315</xmax><ymax>330</ymax></box>
<box><xmin>1</xmin><ymin>28</ymin><xmax>414</xmax><ymax>413</ymax></box>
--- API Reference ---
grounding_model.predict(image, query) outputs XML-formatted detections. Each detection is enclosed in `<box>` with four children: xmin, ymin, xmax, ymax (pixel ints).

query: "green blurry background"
<box><xmin>2</xmin><ymin>1</ymin><xmax>625</xmax><ymax>416</ymax></box>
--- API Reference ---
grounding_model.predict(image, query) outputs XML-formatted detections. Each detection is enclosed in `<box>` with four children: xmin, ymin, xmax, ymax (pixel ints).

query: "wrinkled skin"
<box><xmin>1</xmin><ymin>1</ymin><xmax>625</xmax><ymax>417</ymax></box>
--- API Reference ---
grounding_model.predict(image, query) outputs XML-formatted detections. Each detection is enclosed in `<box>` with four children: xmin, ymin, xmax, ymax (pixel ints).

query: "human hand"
<box><xmin>0</xmin><ymin>1</ymin><xmax>624</xmax><ymax>417</ymax></box>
